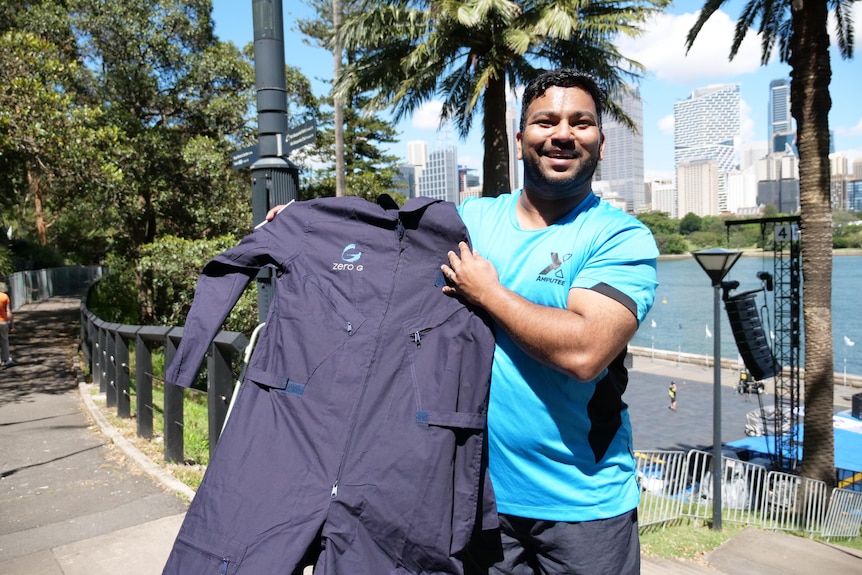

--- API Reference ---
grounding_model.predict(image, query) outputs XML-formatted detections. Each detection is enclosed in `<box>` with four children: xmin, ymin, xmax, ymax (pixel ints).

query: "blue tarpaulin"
<box><xmin>727</xmin><ymin>413</ymin><xmax>862</xmax><ymax>473</ymax></box>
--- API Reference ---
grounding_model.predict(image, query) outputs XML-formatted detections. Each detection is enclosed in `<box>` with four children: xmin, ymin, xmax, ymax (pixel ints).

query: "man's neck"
<box><xmin>516</xmin><ymin>188</ymin><xmax>589</xmax><ymax>229</ymax></box>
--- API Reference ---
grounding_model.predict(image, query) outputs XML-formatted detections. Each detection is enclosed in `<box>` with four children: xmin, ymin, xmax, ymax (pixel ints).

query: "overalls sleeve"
<box><xmin>164</xmin><ymin>207</ymin><xmax>306</xmax><ymax>387</ymax></box>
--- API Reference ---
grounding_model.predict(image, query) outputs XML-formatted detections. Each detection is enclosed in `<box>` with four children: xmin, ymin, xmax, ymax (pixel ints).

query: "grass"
<box><xmin>640</xmin><ymin>519</ymin><xmax>745</xmax><ymax>562</ymax></box>
<box><xmin>86</xmin><ymin>348</ymin><xmax>210</xmax><ymax>491</ymax></box>
<box><xmin>641</xmin><ymin>516</ymin><xmax>862</xmax><ymax>564</ymax></box>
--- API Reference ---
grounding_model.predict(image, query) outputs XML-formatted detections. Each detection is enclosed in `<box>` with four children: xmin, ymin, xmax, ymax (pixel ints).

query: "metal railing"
<box><xmin>822</xmin><ymin>487</ymin><xmax>862</xmax><ymax>540</ymax></box>
<box><xmin>5</xmin><ymin>265</ymin><xmax>103</xmax><ymax>309</ymax></box>
<box><xmin>636</xmin><ymin>449</ymin><xmax>862</xmax><ymax>542</ymax></box>
<box><xmin>80</xmin><ymin>282</ymin><xmax>248</xmax><ymax>464</ymax></box>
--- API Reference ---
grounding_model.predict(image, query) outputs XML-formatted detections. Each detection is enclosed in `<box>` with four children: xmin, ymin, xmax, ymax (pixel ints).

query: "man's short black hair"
<box><xmin>519</xmin><ymin>69</ymin><xmax>607</xmax><ymax>133</ymax></box>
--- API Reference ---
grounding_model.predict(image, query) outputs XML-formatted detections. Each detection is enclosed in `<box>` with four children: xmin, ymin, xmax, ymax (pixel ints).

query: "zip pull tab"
<box><xmin>220</xmin><ymin>558</ymin><xmax>229</xmax><ymax>575</ymax></box>
<box><xmin>413</xmin><ymin>331</ymin><xmax>421</xmax><ymax>346</ymax></box>
<box><xmin>396</xmin><ymin>218</ymin><xmax>405</xmax><ymax>241</ymax></box>
<box><xmin>331</xmin><ymin>481</ymin><xmax>339</xmax><ymax>498</ymax></box>
<box><xmin>347</xmin><ymin>322</ymin><xmax>353</xmax><ymax>335</ymax></box>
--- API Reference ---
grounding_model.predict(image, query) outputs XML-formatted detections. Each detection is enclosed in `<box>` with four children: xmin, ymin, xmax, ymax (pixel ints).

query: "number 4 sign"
<box><xmin>774</xmin><ymin>224</ymin><xmax>800</xmax><ymax>243</ymax></box>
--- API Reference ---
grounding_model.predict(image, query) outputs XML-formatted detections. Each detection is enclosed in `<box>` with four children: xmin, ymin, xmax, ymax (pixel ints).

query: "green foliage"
<box><xmin>833</xmin><ymin>223</ymin><xmax>862</xmax><ymax>249</ymax></box>
<box><xmin>86</xmin><ymin>256</ymin><xmax>140</xmax><ymax>324</ymax></box>
<box><xmin>653</xmin><ymin>233</ymin><xmax>689</xmax><ymax>255</ymax></box>
<box><xmin>833</xmin><ymin>211</ymin><xmax>862</xmax><ymax>249</ymax></box>
<box><xmin>0</xmin><ymin>28</ymin><xmax>123</xmax><ymax>250</ymax></box>
<box><xmin>637</xmin><ymin>212</ymin><xmax>680</xmax><ymax>237</ymax></box>
<box><xmin>686</xmin><ymin>230</ymin><xmax>726</xmax><ymax>250</ymax></box>
<box><xmin>12</xmin><ymin>242</ymin><xmax>65</xmax><ymax>269</ymax></box>
<box><xmin>679</xmin><ymin>212</ymin><xmax>703</xmax><ymax>235</ymax></box>
<box><xmin>0</xmin><ymin>244</ymin><xmax>13</xmax><ymax>277</ymax></box>
<box><xmin>138</xmin><ymin>235</ymin><xmax>259</xmax><ymax>334</ymax></box>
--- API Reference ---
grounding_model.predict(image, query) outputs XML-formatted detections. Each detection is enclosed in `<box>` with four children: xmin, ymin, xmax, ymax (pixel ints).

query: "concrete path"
<box><xmin>1</xmin><ymin>296</ymin><xmax>860</xmax><ymax>574</ymax></box>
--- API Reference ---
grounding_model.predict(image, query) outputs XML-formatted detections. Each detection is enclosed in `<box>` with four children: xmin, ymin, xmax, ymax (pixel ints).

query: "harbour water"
<box><xmin>630</xmin><ymin>254</ymin><xmax>862</xmax><ymax>377</ymax></box>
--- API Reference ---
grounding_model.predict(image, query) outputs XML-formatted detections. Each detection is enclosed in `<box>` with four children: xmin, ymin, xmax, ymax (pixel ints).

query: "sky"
<box><xmin>211</xmin><ymin>1</ymin><xmax>862</xmax><ymax>182</ymax></box>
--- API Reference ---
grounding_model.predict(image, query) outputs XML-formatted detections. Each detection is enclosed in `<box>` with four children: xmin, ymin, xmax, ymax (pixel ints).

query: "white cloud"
<box><xmin>618</xmin><ymin>11</ymin><xmax>767</xmax><ymax>84</ymax></box>
<box><xmin>658</xmin><ymin>113</ymin><xmax>674</xmax><ymax>136</ymax></box>
<box><xmin>835</xmin><ymin>117</ymin><xmax>862</xmax><ymax>137</ymax></box>
<box><xmin>411</xmin><ymin>101</ymin><xmax>444</xmax><ymax>130</ymax></box>
<box><xmin>843</xmin><ymin>146</ymin><xmax>862</xmax><ymax>165</ymax></box>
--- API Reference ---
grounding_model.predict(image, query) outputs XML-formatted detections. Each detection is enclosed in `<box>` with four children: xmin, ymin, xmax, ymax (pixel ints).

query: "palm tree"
<box><xmin>334</xmin><ymin>0</ymin><xmax>669</xmax><ymax>197</ymax></box>
<box><xmin>686</xmin><ymin>0</ymin><xmax>856</xmax><ymax>489</ymax></box>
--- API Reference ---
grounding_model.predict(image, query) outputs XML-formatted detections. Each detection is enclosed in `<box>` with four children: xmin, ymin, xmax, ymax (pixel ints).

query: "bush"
<box><xmin>86</xmin><ymin>255</ymin><xmax>140</xmax><ymax>324</ymax></box>
<box><xmin>138</xmin><ymin>235</ymin><xmax>259</xmax><ymax>335</ymax></box>
<box><xmin>0</xmin><ymin>244</ymin><xmax>13</xmax><ymax>277</ymax></box>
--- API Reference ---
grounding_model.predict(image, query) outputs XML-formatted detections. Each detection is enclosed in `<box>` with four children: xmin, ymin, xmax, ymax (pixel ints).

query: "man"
<box><xmin>441</xmin><ymin>69</ymin><xmax>658</xmax><ymax>574</ymax></box>
<box><xmin>0</xmin><ymin>283</ymin><xmax>13</xmax><ymax>367</ymax></box>
<box><xmin>268</xmin><ymin>69</ymin><xmax>657</xmax><ymax>573</ymax></box>
<box><xmin>669</xmin><ymin>381</ymin><xmax>678</xmax><ymax>411</ymax></box>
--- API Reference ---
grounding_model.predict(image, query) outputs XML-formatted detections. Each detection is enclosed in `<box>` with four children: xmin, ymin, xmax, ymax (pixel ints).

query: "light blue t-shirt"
<box><xmin>458</xmin><ymin>190</ymin><xmax>658</xmax><ymax>521</ymax></box>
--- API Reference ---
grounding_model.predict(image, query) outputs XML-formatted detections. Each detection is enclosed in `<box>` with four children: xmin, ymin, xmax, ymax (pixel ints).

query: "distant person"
<box><xmin>0</xmin><ymin>284</ymin><xmax>13</xmax><ymax>367</ymax></box>
<box><xmin>738</xmin><ymin>370</ymin><xmax>752</xmax><ymax>401</ymax></box>
<box><xmin>668</xmin><ymin>381</ymin><xmax>677</xmax><ymax>411</ymax></box>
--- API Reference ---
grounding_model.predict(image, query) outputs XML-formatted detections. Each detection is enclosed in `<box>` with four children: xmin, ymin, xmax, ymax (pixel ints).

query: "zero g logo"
<box><xmin>332</xmin><ymin>243</ymin><xmax>364</xmax><ymax>271</ymax></box>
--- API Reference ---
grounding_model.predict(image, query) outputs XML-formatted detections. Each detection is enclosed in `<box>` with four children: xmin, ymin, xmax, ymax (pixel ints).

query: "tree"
<box><xmin>334</xmin><ymin>0</ymin><xmax>669</xmax><ymax>197</ymax></box>
<box><xmin>637</xmin><ymin>212</ymin><xmax>687</xmax><ymax>254</ymax></box>
<box><xmin>0</xmin><ymin>30</ymin><xmax>122</xmax><ymax>252</ymax></box>
<box><xmin>679</xmin><ymin>212</ymin><xmax>703</xmax><ymax>235</ymax></box>
<box><xmin>637</xmin><ymin>211</ymin><xmax>680</xmax><ymax>236</ymax></box>
<box><xmin>299</xmin><ymin>90</ymin><xmax>403</xmax><ymax>200</ymax></box>
<box><xmin>686</xmin><ymin>0</ymin><xmax>856</xmax><ymax>488</ymax></box>
<box><xmin>296</xmin><ymin>1</ymin><xmax>408</xmax><ymax>200</ymax></box>
<box><xmin>68</xmin><ymin>0</ymin><xmax>258</xmax><ymax>321</ymax></box>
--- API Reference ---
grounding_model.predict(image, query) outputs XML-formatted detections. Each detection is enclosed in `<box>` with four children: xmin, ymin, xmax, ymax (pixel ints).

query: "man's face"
<box><xmin>516</xmin><ymin>86</ymin><xmax>605</xmax><ymax>200</ymax></box>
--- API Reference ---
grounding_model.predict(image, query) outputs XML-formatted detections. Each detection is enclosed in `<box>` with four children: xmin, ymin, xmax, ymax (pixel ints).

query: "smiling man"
<box><xmin>443</xmin><ymin>69</ymin><xmax>659</xmax><ymax>575</ymax></box>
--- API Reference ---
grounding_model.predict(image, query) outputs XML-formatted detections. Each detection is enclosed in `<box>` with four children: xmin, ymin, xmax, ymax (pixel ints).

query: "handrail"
<box><xmin>80</xmin><ymin>279</ymin><xmax>249</xmax><ymax>463</ymax></box>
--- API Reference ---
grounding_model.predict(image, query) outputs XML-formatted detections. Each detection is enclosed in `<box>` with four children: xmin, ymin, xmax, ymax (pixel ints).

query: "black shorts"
<box><xmin>465</xmin><ymin>508</ymin><xmax>639</xmax><ymax>575</ymax></box>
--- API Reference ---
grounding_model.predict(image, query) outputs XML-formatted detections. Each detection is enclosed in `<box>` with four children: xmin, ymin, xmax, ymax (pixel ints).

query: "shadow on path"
<box><xmin>0</xmin><ymin>296</ymin><xmax>82</xmax><ymax>405</ymax></box>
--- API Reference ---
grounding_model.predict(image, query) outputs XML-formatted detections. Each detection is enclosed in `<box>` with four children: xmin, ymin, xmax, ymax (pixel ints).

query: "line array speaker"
<box><xmin>724</xmin><ymin>292</ymin><xmax>780</xmax><ymax>381</ymax></box>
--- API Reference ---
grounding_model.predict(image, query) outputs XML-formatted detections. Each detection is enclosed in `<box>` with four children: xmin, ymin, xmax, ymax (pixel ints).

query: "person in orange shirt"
<box><xmin>0</xmin><ymin>284</ymin><xmax>13</xmax><ymax>367</ymax></box>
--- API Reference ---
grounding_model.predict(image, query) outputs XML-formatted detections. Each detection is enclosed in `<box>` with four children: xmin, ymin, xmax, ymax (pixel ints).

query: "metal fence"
<box><xmin>5</xmin><ymin>265</ymin><xmax>103</xmax><ymax>309</ymax></box>
<box><xmin>636</xmin><ymin>449</ymin><xmax>862</xmax><ymax>542</ymax></box>
<box><xmin>80</xmin><ymin>281</ymin><xmax>248</xmax><ymax>464</ymax></box>
<box><xmin>822</xmin><ymin>487</ymin><xmax>862</xmax><ymax>541</ymax></box>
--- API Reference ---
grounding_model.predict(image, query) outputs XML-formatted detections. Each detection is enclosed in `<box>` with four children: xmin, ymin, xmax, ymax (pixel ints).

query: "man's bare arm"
<box><xmin>443</xmin><ymin>242</ymin><xmax>636</xmax><ymax>381</ymax></box>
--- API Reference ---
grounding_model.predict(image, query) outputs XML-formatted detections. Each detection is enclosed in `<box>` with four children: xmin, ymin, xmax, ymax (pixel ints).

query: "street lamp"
<box><xmin>692</xmin><ymin>248</ymin><xmax>742</xmax><ymax>531</ymax></box>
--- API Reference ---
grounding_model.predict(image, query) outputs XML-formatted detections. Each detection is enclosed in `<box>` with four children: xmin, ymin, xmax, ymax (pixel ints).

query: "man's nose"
<box><xmin>550</xmin><ymin>121</ymin><xmax>575</xmax><ymax>141</ymax></box>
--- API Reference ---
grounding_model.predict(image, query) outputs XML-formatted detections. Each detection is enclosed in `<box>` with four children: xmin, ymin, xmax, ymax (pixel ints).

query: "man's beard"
<box><xmin>522</xmin><ymin>151</ymin><xmax>600</xmax><ymax>195</ymax></box>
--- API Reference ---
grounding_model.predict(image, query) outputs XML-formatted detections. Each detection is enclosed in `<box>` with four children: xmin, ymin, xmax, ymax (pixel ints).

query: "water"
<box><xmin>630</xmin><ymin>255</ymin><xmax>862</xmax><ymax>377</ymax></box>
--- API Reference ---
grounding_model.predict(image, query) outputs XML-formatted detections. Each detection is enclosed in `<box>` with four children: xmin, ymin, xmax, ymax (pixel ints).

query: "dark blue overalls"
<box><xmin>162</xmin><ymin>196</ymin><xmax>496</xmax><ymax>574</ymax></box>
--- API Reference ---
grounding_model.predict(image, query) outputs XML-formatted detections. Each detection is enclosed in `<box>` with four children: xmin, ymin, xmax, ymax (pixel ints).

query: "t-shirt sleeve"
<box><xmin>570</xmin><ymin>217</ymin><xmax>658</xmax><ymax>324</ymax></box>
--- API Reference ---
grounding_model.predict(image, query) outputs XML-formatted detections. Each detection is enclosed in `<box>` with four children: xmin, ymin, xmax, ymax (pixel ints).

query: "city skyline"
<box><xmin>211</xmin><ymin>2</ymin><xmax>862</xmax><ymax>183</ymax></box>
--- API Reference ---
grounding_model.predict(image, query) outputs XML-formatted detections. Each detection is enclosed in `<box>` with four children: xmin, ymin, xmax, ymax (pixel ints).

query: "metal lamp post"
<box><xmin>692</xmin><ymin>248</ymin><xmax>741</xmax><ymax>531</ymax></box>
<box><xmin>250</xmin><ymin>0</ymin><xmax>299</xmax><ymax>321</ymax></box>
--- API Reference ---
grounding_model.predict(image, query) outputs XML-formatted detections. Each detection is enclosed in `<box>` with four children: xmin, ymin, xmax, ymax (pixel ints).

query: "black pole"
<box><xmin>251</xmin><ymin>0</ymin><xmax>299</xmax><ymax>321</ymax></box>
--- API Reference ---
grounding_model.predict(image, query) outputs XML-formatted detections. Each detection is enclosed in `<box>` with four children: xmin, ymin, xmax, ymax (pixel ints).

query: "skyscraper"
<box><xmin>596</xmin><ymin>85</ymin><xmax>645</xmax><ymax>213</ymax></box>
<box><xmin>768</xmin><ymin>79</ymin><xmax>794</xmax><ymax>154</ymax></box>
<box><xmin>418</xmin><ymin>145</ymin><xmax>460</xmax><ymax>204</ymax></box>
<box><xmin>406</xmin><ymin>140</ymin><xmax>428</xmax><ymax>198</ymax></box>
<box><xmin>674</xmin><ymin>83</ymin><xmax>740</xmax><ymax>216</ymax></box>
<box><xmin>505</xmin><ymin>93</ymin><xmax>521</xmax><ymax>191</ymax></box>
<box><xmin>674</xmin><ymin>83</ymin><xmax>740</xmax><ymax>173</ymax></box>
<box><xmin>677</xmin><ymin>160</ymin><xmax>720</xmax><ymax>217</ymax></box>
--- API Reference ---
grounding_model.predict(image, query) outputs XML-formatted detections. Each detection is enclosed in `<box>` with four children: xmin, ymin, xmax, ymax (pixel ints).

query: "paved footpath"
<box><xmin>1</xmin><ymin>297</ymin><xmax>861</xmax><ymax>574</ymax></box>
